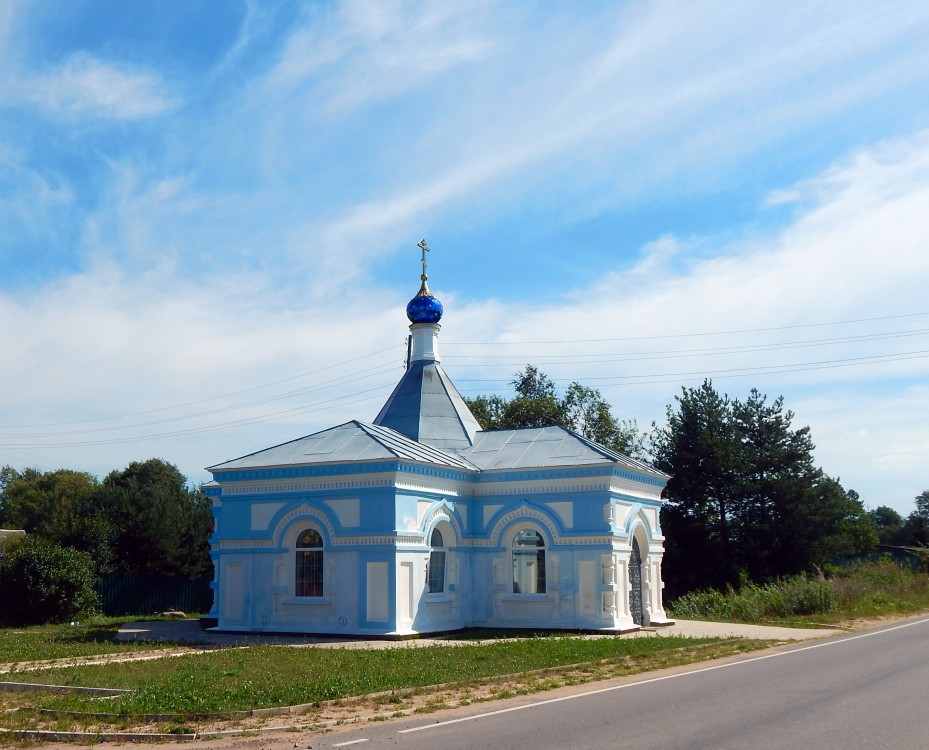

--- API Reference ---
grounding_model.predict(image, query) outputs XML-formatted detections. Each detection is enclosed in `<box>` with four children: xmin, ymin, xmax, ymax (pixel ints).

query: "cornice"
<box><xmin>215</xmin><ymin>533</ymin><xmax>428</xmax><ymax>549</ymax></box>
<box><xmin>212</xmin><ymin>457</ymin><xmax>665</xmax><ymax>500</ymax></box>
<box><xmin>220</xmin><ymin>473</ymin><xmax>398</xmax><ymax>496</ymax></box>
<box><xmin>213</xmin><ymin>532</ymin><xmax>628</xmax><ymax>551</ymax></box>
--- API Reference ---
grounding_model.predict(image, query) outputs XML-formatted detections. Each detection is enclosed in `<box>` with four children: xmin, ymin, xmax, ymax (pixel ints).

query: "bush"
<box><xmin>0</xmin><ymin>535</ymin><xmax>99</xmax><ymax>625</ymax></box>
<box><xmin>668</xmin><ymin>574</ymin><xmax>837</xmax><ymax>622</ymax></box>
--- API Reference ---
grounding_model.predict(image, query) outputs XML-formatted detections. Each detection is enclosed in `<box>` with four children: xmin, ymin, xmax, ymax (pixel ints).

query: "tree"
<box><xmin>0</xmin><ymin>459</ymin><xmax>213</xmax><ymax>578</ymax></box>
<box><xmin>91</xmin><ymin>458</ymin><xmax>213</xmax><ymax>577</ymax></box>
<box><xmin>893</xmin><ymin>490</ymin><xmax>929</xmax><ymax>547</ymax></box>
<box><xmin>916</xmin><ymin>490</ymin><xmax>929</xmax><ymax>517</ymax></box>
<box><xmin>562</xmin><ymin>382</ymin><xmax>647</xmax><ymax>456</ymax></box>
<box><xmin>869</xmin><ymin>505</ymin><xmax>905</xmax><ymax>546</ymax></box>
<box><xmin>651</xmin><ymin>381</ymin><xmax>741</xmax><ymax>596</ymax></box>
<box><xmin>0</xmin><ymin>535</ymin><xmax>98</xmax><ymax>625</ymax></box>
<box><xmin>464</xmin><ymin>366</ymin><xmax>647</xmax><ymax>458</ymax></box>
<box><xmin>653</xmin><ymin>380</ymin><xmax>877</xmax><ymax>598</ymax></box>
<box><xmin>0</xmin><ymin>467</ymin><xmax>98</xmax><ymax>540</ymax></box>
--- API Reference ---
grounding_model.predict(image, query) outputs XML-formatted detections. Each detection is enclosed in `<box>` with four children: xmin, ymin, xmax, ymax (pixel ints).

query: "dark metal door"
<box><xmin>629</xmin><ymin>538</ymin><xmax>644</xmax><ymax>626</ymax></box>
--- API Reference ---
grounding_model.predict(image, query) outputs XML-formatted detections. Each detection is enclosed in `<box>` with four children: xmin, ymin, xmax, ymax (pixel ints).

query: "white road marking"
<box><xmin>398</xmin><ymin>617</ymin><xmax>929</xmax><ymax>734</ymax></box>
<box><xmin>332</xmin><ymin>739</ymin><xmax>370</xmax><ymax>747</ymax></box>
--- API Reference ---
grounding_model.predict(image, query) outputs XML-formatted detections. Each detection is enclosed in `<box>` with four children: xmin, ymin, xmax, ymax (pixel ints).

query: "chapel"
<box><xmin>204</xmin><ymin>244</ymin><xmax>672</xmax><ymax>635</ymax></box>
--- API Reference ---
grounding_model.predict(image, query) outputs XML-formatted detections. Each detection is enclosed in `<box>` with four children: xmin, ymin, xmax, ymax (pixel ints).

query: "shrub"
<box><xmin>0</xmin><ymin>535</ymin><xmax>99</xmax><ymax>625</ymax></box>
<box><xmin>668</xmin><ymin>574</ymin><xmax>837</xmax><ymax>622</ymax></box>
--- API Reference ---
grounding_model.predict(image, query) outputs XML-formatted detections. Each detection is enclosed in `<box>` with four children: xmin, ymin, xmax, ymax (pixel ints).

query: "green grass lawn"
<box><xmin>3</xmin><ymin>634</ymin><xmax>740</xmax><ymax>717</ymax></box>
<box><xmin>0</xmin><ymin>619</ymin><xmax>163</xmax><ymax>664</ymax></box>
<box><xmin>3</xmin><ymin>559</ymin><xmax>925</xmax><ymax>730</ymax></box>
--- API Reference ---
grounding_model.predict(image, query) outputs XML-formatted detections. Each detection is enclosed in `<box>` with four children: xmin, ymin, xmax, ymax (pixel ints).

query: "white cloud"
<box><xmin>3</xmin><ymin>1</ymin><xmax>929</xmax><ymax>515</ymax></box>
<box><xmin>265</xmin><ymin>0</ymin><xmax>498</xmax><ymax>112</ymax></box>
<box><xmin>17</xmin><ymin>52</ymin><xmax>176</xmax><ymax>120</ymax></box>
<box><xmin>438</xmin><ymin>130</ymin><xmax>929</xmax><ymax>512</ymax></box>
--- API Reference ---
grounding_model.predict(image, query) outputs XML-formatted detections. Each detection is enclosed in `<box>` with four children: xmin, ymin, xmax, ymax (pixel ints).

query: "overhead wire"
<box><xmin>2</xmin><ymin>313</ymin><xmax>927</xmax><ymax>451</ymax></box>
<box><xmin>0</xmin><ymin>345</ymin><xmax>402</xmax><ymax>430</ymax></box>
<box><xmin>443</xmin><ymin>311</ymin><xmax>929</xmax><ymax>346</ymax></box>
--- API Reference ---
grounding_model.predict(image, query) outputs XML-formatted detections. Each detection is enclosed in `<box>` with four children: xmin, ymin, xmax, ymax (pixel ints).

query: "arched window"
<box><xmin>295</xmin><ymin>528</ymin><xmax>324</xmax><ymax>597</ymax></box>
<box><xmin>512</xmin><ymin>528</ymin><xmax>546</xmax><ymax>594</ymax></box>
<box><xmin>427</xmin><ymin>527</ymin><xmax>446</xmax><ymax>594</ymax></box>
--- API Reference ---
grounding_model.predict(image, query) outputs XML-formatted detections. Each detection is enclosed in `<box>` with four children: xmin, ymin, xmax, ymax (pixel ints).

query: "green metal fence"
<box><xmin>95</xmin><ymin>573</ymin><xmax>213</xmax><ymax>616</ymax></box>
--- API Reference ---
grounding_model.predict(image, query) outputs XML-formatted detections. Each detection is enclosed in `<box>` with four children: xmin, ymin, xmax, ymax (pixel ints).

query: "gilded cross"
<box><xmin>418</xmin><ymin>238</ymin><xmax>429</xmax><ymax>275</ymax></box>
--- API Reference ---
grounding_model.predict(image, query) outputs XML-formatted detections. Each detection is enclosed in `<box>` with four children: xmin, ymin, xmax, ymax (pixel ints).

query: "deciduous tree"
<box><xmin>464</xmin><ymin>366</ymin><xmax>646</xmax><ymax>458</ymax></box>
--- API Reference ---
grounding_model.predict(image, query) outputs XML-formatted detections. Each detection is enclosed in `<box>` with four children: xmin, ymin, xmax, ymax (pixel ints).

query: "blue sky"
<box><xmin>1</xmin><ymin>1</ymin><xmax>928</xmax><ymax>515</ymax></box>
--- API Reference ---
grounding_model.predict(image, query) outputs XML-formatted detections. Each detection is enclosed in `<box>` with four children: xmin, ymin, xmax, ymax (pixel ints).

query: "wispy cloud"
<box><xmin>13</xmin><ymin>52</ymin><xmax>176</xmax><ymax>120</ymax></box>
<box><xmin>1</xmin><ymin>1</ymin><xmax>929</xmax><ymax>511</ymax></box>
<box><xmin>265</xmin><ymin>0</ymin><xmax>499</xmax><ymax>113</ymax></box>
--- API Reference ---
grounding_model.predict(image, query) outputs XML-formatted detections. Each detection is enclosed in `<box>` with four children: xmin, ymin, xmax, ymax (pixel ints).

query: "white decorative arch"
<box><xmin>423</xmin><ymin>503</ymin><xmax>462</xmax><ymax>545</ymax></box>
<box><xmin>272</xmin><ymin>502</ymin><xmax>337</xmax><ymax>547</ymax></box>
<box><xmin>489</xmin><ymin>503</ymin><xmax>560</xmax><ymax>547</ymax></box>
<box><xmin>624</xmin><ymin>506</ymin><xmax>654</xmax><ymax>545</ymax></box>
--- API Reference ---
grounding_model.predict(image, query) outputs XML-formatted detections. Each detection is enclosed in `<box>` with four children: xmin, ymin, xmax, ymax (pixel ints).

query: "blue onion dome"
<box><xmin>406</xmin><ymin>274</ymin><xmax>443</xmax><ymax>324</ymax></box>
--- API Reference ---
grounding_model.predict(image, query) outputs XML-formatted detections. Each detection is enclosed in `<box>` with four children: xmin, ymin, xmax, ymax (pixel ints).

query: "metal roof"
<box><xmin>373</xmin><ymin>360</ymin><xmax>481</xmax><ymax>452</ymax></box>
<box><xmin>459</xmin><ymin>426</ymin><xmax>669</xmax><ymax>478</ymax></box>
<box><xmin>207</xmin><ymin>420</ymin><xmax>477</xmax><ymax>472</ymax></box>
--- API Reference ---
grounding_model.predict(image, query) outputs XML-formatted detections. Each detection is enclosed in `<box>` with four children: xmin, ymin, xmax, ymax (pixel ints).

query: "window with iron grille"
<box><xmin>295</xmin><ymin>528</ymin><xmax>324</xmax><ymax>597</ymax></box>
<box><xmin>427</xmin><ymin>527</ymin><xmax>446</xmax><ymax>594</ymax></box>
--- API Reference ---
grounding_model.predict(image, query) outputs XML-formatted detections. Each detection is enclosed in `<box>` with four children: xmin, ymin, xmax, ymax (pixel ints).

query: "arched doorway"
<box><xmin>629</xmin><ymin>537</ymin><xmax>644</xmax><ymax>626</ymax></box>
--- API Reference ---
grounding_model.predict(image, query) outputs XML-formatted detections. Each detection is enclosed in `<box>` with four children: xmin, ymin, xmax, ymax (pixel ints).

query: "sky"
<box><xmin>1</xmin><ymin>1</ymin><xmax>927</xmax><ymax>516</ymax></box>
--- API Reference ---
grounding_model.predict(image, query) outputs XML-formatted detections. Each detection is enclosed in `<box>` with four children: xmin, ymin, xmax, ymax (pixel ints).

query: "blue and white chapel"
<box><xmin>204</xmin><ymin>247</ymin><xmax>672</xmax><ymax>635</ymax></box>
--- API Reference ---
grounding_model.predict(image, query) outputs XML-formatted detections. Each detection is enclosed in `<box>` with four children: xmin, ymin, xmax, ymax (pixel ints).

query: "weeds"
<box><xmin>668</xmin><ymin>559</ymin><xmax>929</xmax><ymax>624</ymax></box>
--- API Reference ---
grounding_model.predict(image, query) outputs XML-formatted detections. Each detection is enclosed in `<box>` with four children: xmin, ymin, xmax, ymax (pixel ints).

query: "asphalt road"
<box><xmin>312</xmin><ymin>616</ymin><xmax>929</xmax><ymax>750</ymax></box>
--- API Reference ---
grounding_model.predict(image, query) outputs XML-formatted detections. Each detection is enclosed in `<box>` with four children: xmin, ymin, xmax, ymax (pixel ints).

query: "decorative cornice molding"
<box><xmin>212</xmin><ymin>459</ymin><xmax>665</xmax><ymax>501</ymax></box>
<box><xmin>215</xmin><ymin>539</ymin><xmax>276</xmax><ymax>550</ymax></box>
<box><xmin>335</xmin><ymin>534</ymin><xmax>426</xmax><ymax>546</ymax></box>
<box><xmin>221</xmin><ymin>473</ymin><xmax>399</xmax><ymax>496</ymax></box>
<box><xmin>394</xmin><ymin>480</ymin><xmax>459</xmax><ymax>497</ymax></box>
<box><xmin>466</xmin><ymin>534</ymin><xmax>618</xmax><ymax>548</ymax></box>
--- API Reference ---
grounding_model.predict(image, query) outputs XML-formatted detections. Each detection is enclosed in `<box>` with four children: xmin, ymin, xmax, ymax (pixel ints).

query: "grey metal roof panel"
<box><xmin>459</xmin><ymin>426</ymin><xmax>668</xmax><ymax>478</ymax></box>
<box><xmin>208</xmin><ymin>420</ymin><xmax>477</xmax><ymax>472</ymax></box>
<box><xmin>373</xmin><ymin>361</ymin><xmax>480</xmax><ymax>452</ymax></box>
<box><xmin>358</xmin><ymin>421</ymin><xmax>479</xmax><ymax>469</ymax></box>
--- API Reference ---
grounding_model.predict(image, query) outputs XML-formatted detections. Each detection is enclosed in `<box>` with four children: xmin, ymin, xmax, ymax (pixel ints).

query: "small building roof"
<box><xmin>373</xmin><ymin>360</ymin><xmax>481</xmax><ymax>452</ymax></box>
<box><xmin>207</xmin><ymin>420</ymin><xmax>477</xmax><ymax>472</ymax></box>
<box><xmin>207</xmin><ymin>261</ymin><xmax>666</xmax><ymax>486</ymax></box>
<box><xmin>460</xmin><ymin>425</ymin><xmax>668</xmax><ymax>478</ymax></box>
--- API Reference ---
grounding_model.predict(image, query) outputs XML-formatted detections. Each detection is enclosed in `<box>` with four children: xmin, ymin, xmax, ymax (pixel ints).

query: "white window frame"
<box><xmin>511</xmin><ymin>527</ymin><xmax>546</xmax><ymax>594</ymax></box>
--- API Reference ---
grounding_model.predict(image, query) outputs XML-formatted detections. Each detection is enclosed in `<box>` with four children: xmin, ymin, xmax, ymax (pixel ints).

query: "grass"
<box><xmin>0</xmin><ymin>617</ymin><xmax>167</xmax><ymax>664</ymax></box>
<box><xmin>3</xmin><ymin>559</ymin><xmax>925</xmax><ymax>736</ymax></box>
<box><xmin>667</xmin><ymin>559</ymin><xmax>929</xmax><ymax>625</ymax></box>
<box><xmin>2</xmin><ymin>634</ymin><xmax>733</xmax><ymax>718</ymax></box>
<box><xmin>831</xmin><ymin>559</ymin><xmax>929</xmax><ymax>618</ymax></box>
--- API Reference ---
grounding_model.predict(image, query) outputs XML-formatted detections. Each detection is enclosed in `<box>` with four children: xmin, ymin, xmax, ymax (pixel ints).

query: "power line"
<box><xmin>1</xmin><ymin>363</ymin><xmax>401</xmax><ymax>439</ymax></box>
<box><xmin>456</xmin><ymin>350</ymin><xmax>929</xmax><ymax>389</ymax></box>
<box><xmin>2</xmin><ymin>384</ymin><xmax>398</xmax><ymax>449</ymax></box>
<box><xmin>445</xmin><ymin>312</ymin><xmax>929</xmax><ymax>346</ymax></box>
<box><xmin>4</xmin><ymin>312</ymin><xmax>927</xmax><ymax>451</ymax></box>
<box><xmin>0</xmin><ymin>346</ymin><xmax>401</xmax><ymax>430</ymax></box>
<box><xmin>443</xmin><ymin>328</ymin><xmax>929</xmax><ymax>365</ymax></box>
